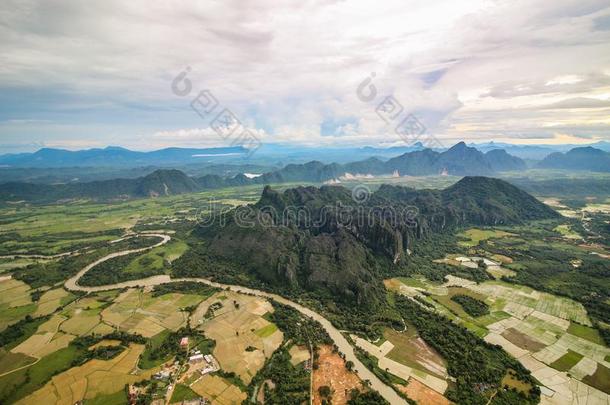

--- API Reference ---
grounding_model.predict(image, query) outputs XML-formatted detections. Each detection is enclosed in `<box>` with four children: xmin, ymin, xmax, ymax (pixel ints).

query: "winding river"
<box><xmin>63</xmin><ymin>233</ymin><xmax>406</xmax><ymax>404</ymax></box>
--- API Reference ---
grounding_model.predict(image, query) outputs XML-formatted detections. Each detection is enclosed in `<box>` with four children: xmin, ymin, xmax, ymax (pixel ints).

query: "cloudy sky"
<box><xmin>1</xmin><ymin>0</ymin><xmax>610</xmax><ymax>152</ymax></box>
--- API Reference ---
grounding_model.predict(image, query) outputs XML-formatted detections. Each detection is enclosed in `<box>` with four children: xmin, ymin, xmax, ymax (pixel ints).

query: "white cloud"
<box><xmin>0</xmin><ymin>0</ymin><xmax>609</xmax><ymax>151</ymax></box>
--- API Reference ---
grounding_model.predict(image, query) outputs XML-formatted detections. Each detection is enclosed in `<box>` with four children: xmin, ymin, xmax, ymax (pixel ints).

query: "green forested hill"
<box><xmin>538</xmin><ymin>147</ymin><xmax>610</xmax><ymax>172</ymax></box>
<box><xmin>0</xmin><ymin>169</ymin><xmax>200</xmax><ymax>202</ymax></box>
<box><xmin>190</xmin><ymin>177</ymin><xmax>559</xmax><ymax>307</ymax></box>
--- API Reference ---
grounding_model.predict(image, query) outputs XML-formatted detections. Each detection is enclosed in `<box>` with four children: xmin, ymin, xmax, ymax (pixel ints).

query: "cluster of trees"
<box><xmin>13</xmin><ymin>235</ymin><xmax>161</xmax><ymax>288</ymax></box>
<box><xmin>150</xmin><ymin>281</ymin><xmax>218</xmax><ymax>298</ymax></box>
<box><xmin>212</xmin><ymin>370</ymin><xmax>246</xmax><ymax>391</ymax></box>
<box><xmin>268</xmin><ymin>302</ymin><xmax>331</xmax><ymax>346</ymax></box>
<box><xmin>0</xmin><ymin>315</ymin><xmax>49</xmax><ymax>347</ymax></box>
<box><xmin>139</xmin><ymin>326</ymin><xmax>215</xmax><ymax>369</ymax></box>
<box><xmin>347</xmin><ymin>389</ymin><xmax>391</xmax><ymax>404</ymax></box>
<box><xmin>74</xmin><ymin>344</ymin><xmax>125</xmax><ymax>365</ymax></box>
<box><xmin>79</xmin><ymin>251</ymin><xmax>151</xmax><ymax>286</ymax></box>
<box><xmin>451</xmin><ymin>294</ymin><xmax>490</xmax><ymax>317</ymax></box>
<box><xmin>14</xmin><ymin>252</ymin><xmax>102</xmax><ymax>288</ymax></box>
<box><xmin>586</xmin><ymin>211</ymin><xmax>610</xmax><ymax>246</ymax></box>
<box><xmin>0</xmin><ymin>229</ymin><xmax>122</xmax><ymax>256</ymax></box>
<box><xmin>171</xmin><ymin>243</ymin><xmax>246</xmax><ymax>284</ymax></box>
<box><xmin>71</xmin><ymin>331</ymin><xmax>147</xmax><ymax>348</ymax></box>
<box><xmin>69</xmin><ymin>331</ymin><xmax>150</xmax><ymax>366</ymax></box>
<box><xmin>78</xmin><ymin>236</ymin><xmax>171</xmax><ymax>287</ymax></box>
<box><xmin>245</xmin><ymin>346</ymin><xmax>310</xmax><ymax>404</ymax></box>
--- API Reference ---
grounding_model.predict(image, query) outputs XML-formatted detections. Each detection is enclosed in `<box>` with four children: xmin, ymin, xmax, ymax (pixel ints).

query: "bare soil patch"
<box><xmin>396</xmin><ymin>378</ymin><xmax>452</xmax><ymax>405</ymax></box>
<box><xmin>312</xmin><ymin>345</ymin><xmax>362</xmax><ymax>405</ymax></box>
<box><xmin>501</xmin><ymin>328</ymin><xmax>546</xmax><ymax>352</ymax></box>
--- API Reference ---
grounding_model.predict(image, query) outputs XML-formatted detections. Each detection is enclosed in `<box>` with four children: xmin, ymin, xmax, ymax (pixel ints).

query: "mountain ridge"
<box><xmin>3</xmin><ymin>144</ymin><xmax>607</xmax><ymax>203</ymax></box>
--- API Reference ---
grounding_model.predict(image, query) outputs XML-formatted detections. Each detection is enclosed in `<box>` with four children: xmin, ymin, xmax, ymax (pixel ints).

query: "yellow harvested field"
<box><xmin>0</xmin><ymin>278</ymin><xmax>32</xmax><ymax>307</ymax></box>
<box><xmin>124</xmin><ymin>316</ymin><xmax>166</xmax><ymax>338</ymax></box>
<box><xmin>101</xmin><ymin>288</ymin><xmax>200</xmax><ymax>337</ymax></box>
<box><xmin>191</xmin><ymin>374</ymin><xmax>246</xmax><ymax>405</ymax></box>
<box><xmin>486</xmin><ymin>265</ymin><xmax>516</xmax><ymax>280</ymax></box>
<box><xmin>33</xmin><ymin>332</ymin><xmax>75</xmax><ymax>358</ymax></box>
<box><xmin>60</xmin><ymin>309</ymin><xmax>102</xmax><ymax>336</ymax></box>
<box><xmin>11</xmin><ymin>332</ymin><xmax>55</xmax><ymax>357</ymax></box>
<box><xmin>37</xmin><ymin>314</ymin><xmax>67</xmax><ymax>333</ymax></box>
<box><xmin>73</xmin><ymin>296</ymin><xmax>106</xmax><ymax>310</ymax></box>
<box><xmin>490</xmin><ymin>254</ymin><xmax>513</xmax><ymax>264</ymax></box>
<box><xmin>192</xmin><ymin>291</ymin><xmax>283</xmax><ymax>384</ymax></box>
<box><xmin>11</xmin><ymin>314</ymin><xmax>75</xmax><ymax>358</ymax></box>
<box><xmin>16</xmin><ymin>344</ymin><xmax>155</xmax><ymax>405</ymax></box>
<box><xmin>33</xmin><ymin>288</ymin><xmax>70</xmax><ymax>317</ymax></box>
<box><xmin>90</xmin><ymin>322</ymin><xmax>116</xmax><ymax>335</ymax></box>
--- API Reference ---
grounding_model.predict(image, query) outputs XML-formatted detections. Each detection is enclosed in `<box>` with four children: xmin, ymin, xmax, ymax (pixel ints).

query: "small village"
<box><xmin>127</xmin><ymin>336</ymin><xmax>221</xmax><ymax>405</ymax></box>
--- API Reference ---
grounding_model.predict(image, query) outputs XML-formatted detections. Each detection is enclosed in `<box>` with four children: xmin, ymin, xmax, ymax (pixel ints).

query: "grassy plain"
<box><xmin>170</xmin><ymin>384</ymin><xmax>200</xmax><ymax>403</ymax></box>
<box><xmin>457</xmin><ymin>228</ymin><xmax>516</xmax><ymax>247</ymax></box>
<box><xmin>553</xmin><ymin>224</ymin><xmax>582</xmax><ymax>240</ymax></box>
<box><xmin>567</xmin><ymin>322</ymin><xmax>606</xmax><ymax>346</ymax></box>
<box><xmin>84</xmin><ymin>390</ymin><xmax>128</xmax><ymax>405</ymax></box>
<box><xmin>0</xmin><ymin>183</ymin><xmax>271</xmax><ymax>256</ymax></box>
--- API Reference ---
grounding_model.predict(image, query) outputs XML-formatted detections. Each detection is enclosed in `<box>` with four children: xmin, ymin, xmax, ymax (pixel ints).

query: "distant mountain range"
<box><xmin>200</xmin><ymin>142</ymin><xmax>527</xmax><ymax>186</ymax></box>
<box><xmin>0</xmin><ymin>141</ymin><xmax>610</xmax><ymax>168</ymax></box>
<box><xmin>192</xmin><ymin>177</ymin><xmax>559</xmax><ymax>305</ymax></box>
<box><xmin>2</xmin><ymin>141</ymin><xmax>609</xmax><ymax>167</ymax></box>
<box><xmin>2</xmin><ymin>142</ymin><xmax>608</xmax><ymax>203</ymax></box>
<box><xmin>0</xmin><ymin>146</ymin><xmax>249</xmax><ymax>168</ymax></box>
<box><xmin>468</xmin><ymin>141</ymin><xmax>610</xmax><ymax>159</ymax></box>
<box><xmin>0</xmin><ymin>143</ymin><xmax>434</xmax><ymax>168</ymax></box>
<box><xmin>537</xmin><ymin>147</ymin><xmax>610</xmax><ymax>172</ymax></box>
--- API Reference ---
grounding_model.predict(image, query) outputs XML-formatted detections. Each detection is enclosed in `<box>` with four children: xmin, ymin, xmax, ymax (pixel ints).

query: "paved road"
<box><xmin>64</xmin><ymin>233</ymin><xmax>406</xmax><ymax>404</ymax></box>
